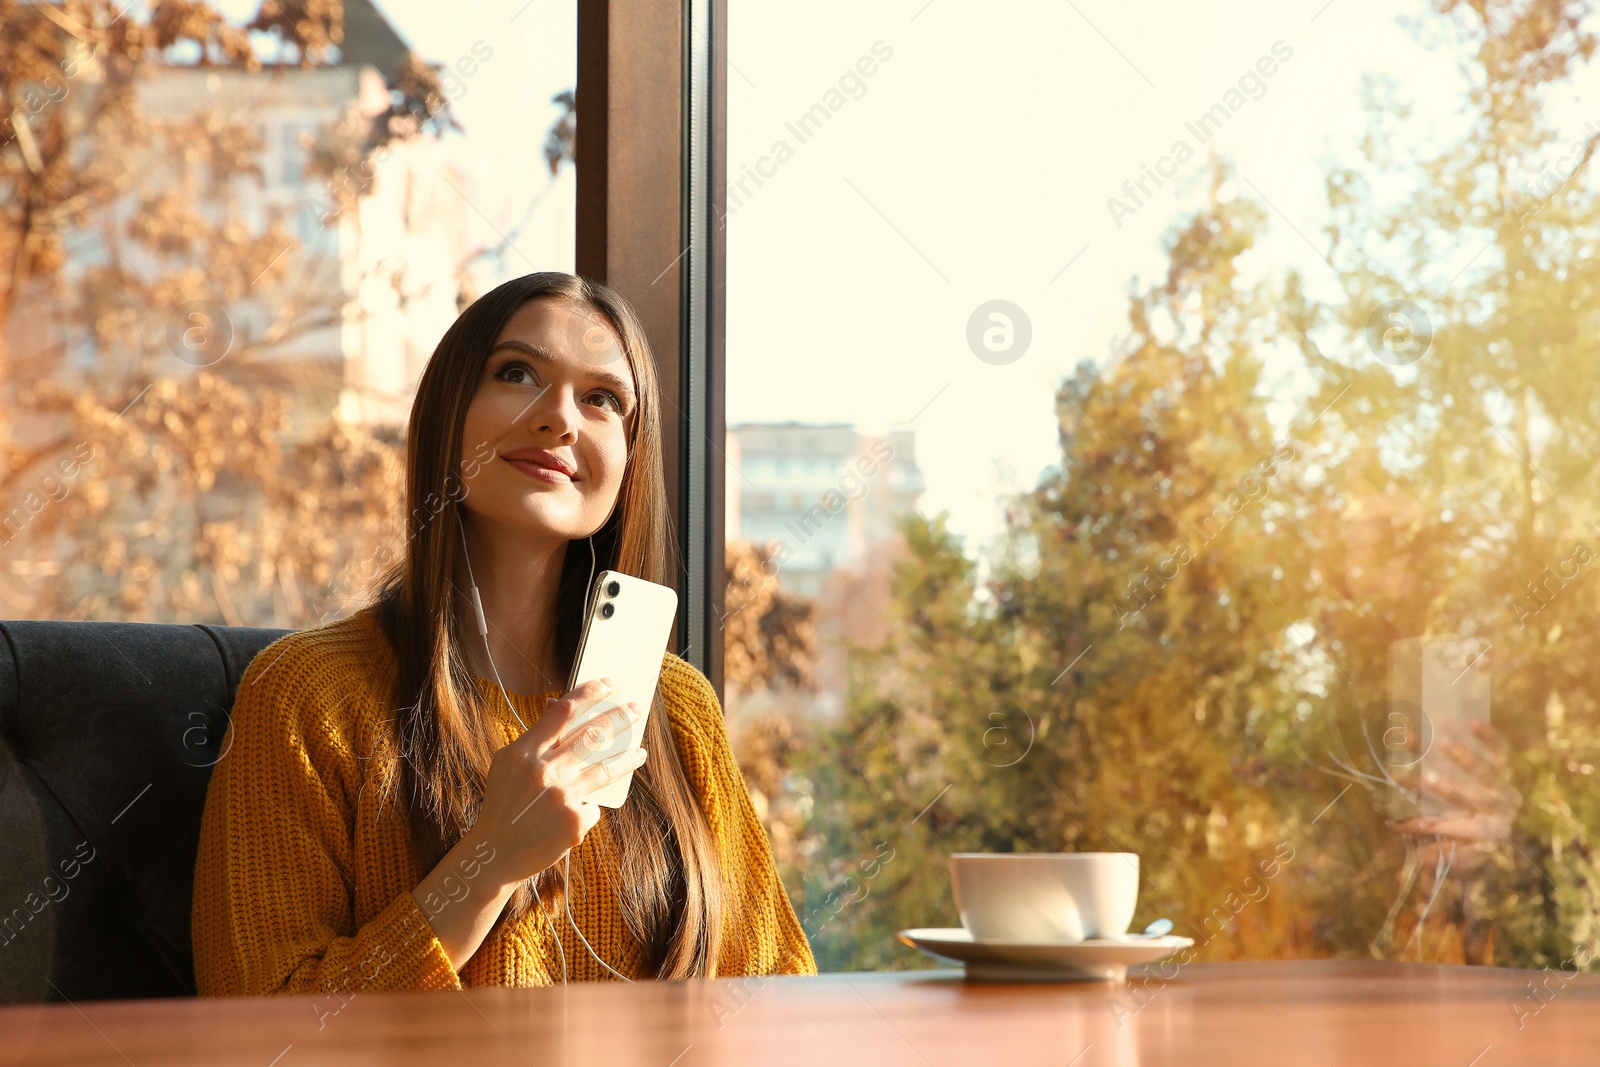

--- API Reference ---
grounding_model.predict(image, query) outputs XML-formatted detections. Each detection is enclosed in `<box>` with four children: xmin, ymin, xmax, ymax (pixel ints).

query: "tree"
<box><xmin>10</xmin><ymin>372</ymin><xmax>403</xmax><ymax>626</ymax></box>
<box><xmin>722</xmin><ymin>538</ymin><xmax>819</xmax><ymax>698</ymax></box>
<box><xmin>799</xmin><ymin>170</ymin><xmax>1322</xmax><ymax>971</ymax></box>
<box><xmin>796</xmin><ymin>0</ymin><xmax>1600</xmax><ymax>974</ymax></box>
<box><xmin>721</xmin><ymin>538</ymin><xmax>820</xmax><ymax>887</ymax></box>
<box><xmin>1279</xmin><ymin>0</ymin><xmax>1600</xmax><ymax>967</ymax></box>
<box><xmin>1</xmin><ymin>1</ymin><xmax>576</xmax><ymax>632</ymax></box>
<box><xmin>1</xmin><ymin>0</ymin><xmax>443</xmax><ymax>620</ymax></box>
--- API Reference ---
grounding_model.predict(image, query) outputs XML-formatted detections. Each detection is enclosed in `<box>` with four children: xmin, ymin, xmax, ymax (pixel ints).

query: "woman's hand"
<box><xmin>473</xmin><ymin>676</ymin><xmax>650</xmax><ymax>882</ymax></box>
<box><xmin>1391</xmin><ymin>719</ymin><xmax>1520</xmax><ymax>871</ymax></box>
<box><xmin>410</xmin><ymin>676</ymin><xmax>649</xmax><ymax>968</ymax></box>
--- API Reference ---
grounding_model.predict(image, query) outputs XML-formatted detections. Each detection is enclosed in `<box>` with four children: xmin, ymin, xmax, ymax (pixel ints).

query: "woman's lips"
<box><xmin>504</xmin><ymin>457</ymin><xmax>573</xmax><ymax>484</ymax></box>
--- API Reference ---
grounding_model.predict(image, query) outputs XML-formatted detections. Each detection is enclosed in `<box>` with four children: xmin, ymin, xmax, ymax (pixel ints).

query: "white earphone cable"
<box><xmin>565</xmin><ymin>534</ymin><xmax>632</xmax><ymax>981</ymax></box>
<box><xmin>529</xmin><ymin>877</ymin><xmax>568</xmax><ymax>984</ymax></box>
<box><xmin>456</xmin><ymin>510</ymin><xmax>630</xmax><ymax>983</ymax></box>
<box><xmin>456</xmin><ymin>508</ymin><xmax>527</xmax><ymax>732</ymax></box>
<box><xmin>565</xmin><ymin>850</ymin><xmax>633</xmax><ymax>982</ymax></box>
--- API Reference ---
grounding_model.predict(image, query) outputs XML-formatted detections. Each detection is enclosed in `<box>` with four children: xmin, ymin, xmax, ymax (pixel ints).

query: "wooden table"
<box><xmin>4</xmin><ymin>961</ymin><xmax>1597</xmax><ymax>1066</ymax></box>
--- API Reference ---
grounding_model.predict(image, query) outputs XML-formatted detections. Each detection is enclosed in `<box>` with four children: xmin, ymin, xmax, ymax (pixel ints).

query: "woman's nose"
<box><xmin>528</xmin><ymin>384</ymin><xmax>581</xmax><ymax>439</ymax></box>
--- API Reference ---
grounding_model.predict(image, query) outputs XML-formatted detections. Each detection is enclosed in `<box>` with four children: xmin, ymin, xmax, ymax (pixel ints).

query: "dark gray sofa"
<box><xmin>0</xmin><ymin>619</ymin><xmax>290</xmax><ymax>1003</ymax></box>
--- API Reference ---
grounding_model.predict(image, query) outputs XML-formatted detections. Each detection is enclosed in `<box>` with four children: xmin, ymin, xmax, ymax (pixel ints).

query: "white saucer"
<box><xmin>897</xmin><ymin>928</ymin><xmax>1195</xmax><ymax>982</ymax></box>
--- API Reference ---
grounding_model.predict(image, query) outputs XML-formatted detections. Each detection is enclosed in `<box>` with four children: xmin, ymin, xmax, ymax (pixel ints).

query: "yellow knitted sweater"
<box><xmin>191</xmin><ymin>604</ymin><xmax>816</xmax><ymax>995</ymax></box>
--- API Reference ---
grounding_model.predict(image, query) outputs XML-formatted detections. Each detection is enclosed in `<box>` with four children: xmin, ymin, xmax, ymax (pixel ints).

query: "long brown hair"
<box><xmin>370</xmin><ymin>272</ymin><xmax>724</xmax><ymax>978</ymax></box>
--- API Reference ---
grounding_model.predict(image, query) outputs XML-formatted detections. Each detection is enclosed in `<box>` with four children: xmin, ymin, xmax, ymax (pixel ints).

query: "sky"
<box><xmin>314</xmin><ymin>0</ymin><xmax>1595</xmax><ymax>563</ymax></box>
<box><xmin>718</xmin><ymin>0</ymin><xmax>1457</xmax><ymax>562</ymax></box>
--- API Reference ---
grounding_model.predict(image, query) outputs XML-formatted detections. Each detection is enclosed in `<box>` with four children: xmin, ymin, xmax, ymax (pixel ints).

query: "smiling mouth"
<box><xmin>504</xmin><ymin>457</ymin><xmax>575</xmax><ymax>484</ymax></box>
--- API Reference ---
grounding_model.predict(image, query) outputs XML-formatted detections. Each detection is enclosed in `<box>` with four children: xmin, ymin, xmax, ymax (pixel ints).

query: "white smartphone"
<box><xmin>562</xmin><ymin>570</ymin><xmax>679</xmax><ymax>808</ymax></box>
<box><xmin>1387</xmin><ymin>635</ymin><xmax>1491</xmax><ymax>820</ymax></box>
<box><xmin>1418</xmin><ymin>636</ymin><xmax>1492</xmax><ymax>818</ymax></box>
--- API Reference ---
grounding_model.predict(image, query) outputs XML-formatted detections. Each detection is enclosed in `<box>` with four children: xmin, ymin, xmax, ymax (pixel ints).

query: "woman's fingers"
<box><xmin>553</xmin><ymin>699</ymin><xmax>643</xmax><ymax>765</ymax></box>
<box><xmin>1422</xmin><ymin>771</ymin><xmax>1494</xmax><ymax>811</ymax></box>
<box><xmin>573</xmin><ymin>746</ymin><xmax>649</xmax><ymax>797</ymax></box>
<box><xmin>1439</xmin><ymin>737</ymin><xmax>1496</xmax><ymax>780</ymax></box>
<box><xmin>1395</xmin><ymin>810</ymin><xmax>1500</xmax><ymax>842</ymax></box>
<box><xmin>1467</xmin><ymin>719</ymin><xmax>1509</xmax><ymax>762</ymax></box>
<box><xmin>1429</xmin><ymin>773</ymin><xmax>1522</xmax><ymax>822</ymax></box>
<box><xmin>524</xmin><ymin>677</ymin><xmax>616</xmax><ymax>751</ymax></box>
<box><xmin>1407</xmin><ymin>834</ymin><xmax>1496</xmax><ymax>872</ymax></box>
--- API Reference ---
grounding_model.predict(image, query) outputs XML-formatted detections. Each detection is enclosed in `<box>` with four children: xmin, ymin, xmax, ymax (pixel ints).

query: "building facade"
<box><xmin>31</xmin><ymin>0</ymin><xmax>465</xmax><ymax>431</ymax></box>
<box><xmin>728</xmin><ymin>421</ymin><xmax>924</xmax><ymax>599</ymax></box>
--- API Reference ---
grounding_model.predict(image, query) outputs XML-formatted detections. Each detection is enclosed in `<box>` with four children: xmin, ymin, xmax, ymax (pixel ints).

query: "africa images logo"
<box><xmin>1106</xmin><ymin>40</ymin><xmax>1294</xmax><ymax>229</ymax></box>
<box><xmin>717</xmin><ymin>40</ymin><xmax>895</xmax><ymax>226</ymax></box>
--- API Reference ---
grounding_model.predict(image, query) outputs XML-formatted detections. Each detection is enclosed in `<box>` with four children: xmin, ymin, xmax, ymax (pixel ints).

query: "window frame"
<box><xmin>575</xmin><ymin>0</ymin><xmax>728</xmax><ymax>700</ymax></box>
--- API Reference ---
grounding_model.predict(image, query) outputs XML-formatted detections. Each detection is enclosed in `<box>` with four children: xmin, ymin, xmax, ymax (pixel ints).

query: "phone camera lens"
<box><xmin>605</xmin><ymin>580</ymin><xmax>621</xmax><ymax>597</ymax></box>
<box><xmin>600</xmin><ymin>602</ymin><xmax>615</xmax><ymax>619</ymax></box>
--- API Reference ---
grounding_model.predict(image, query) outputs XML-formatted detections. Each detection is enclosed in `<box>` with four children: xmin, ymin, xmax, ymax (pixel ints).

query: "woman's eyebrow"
<box><xmin>489</xmin><ymin>339</ymin><xmax>636</xmax><ymax>404</ymax></box>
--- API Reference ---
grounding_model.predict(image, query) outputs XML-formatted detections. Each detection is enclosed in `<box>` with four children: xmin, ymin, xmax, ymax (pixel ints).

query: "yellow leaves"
<box><xmin>128</xmin><ymin>555</ymin><xmax>158</xmax><ymax>584</ymax></box>
<box><xmin>722</xmin><ymin>539</ymin><xmax>819</xmax><ymax>697</ymax></box>
<box><xmin>7</xmin><ymin>363</ymin><xmax>407</xmax><ymax>626</ymax></box>
<box><xmin>99</xmin><ymin>536</ymin><xmax>127</xmax><ymax>570</ymax></box>
<box><xmin>145</xmin><ymin>0</ymin><xmax>258</xmax><ymax>70</ymax></box>
<box><xmin>1014</xmin><ymin>625</ymin><xmax>1044</xmax><ymax>678</ymax></box>
<box><xmin>1205</xmin><ymin>806</ymin><xmax>1230</xmax><ymax>860</ymax></box>
<box><xmin>245</xmin><ymin>0</ymin><xmax>344</xmax><ymax>66</ymax></box>
<box><xmin>176</xmin><ymin>569</ymin><xmax>203</xmax><ymax>609</ymax></box>
<box><xmin>20</xmin><ymin>224</ymin><xmax>64</xmax><ymax>278</ymax></box>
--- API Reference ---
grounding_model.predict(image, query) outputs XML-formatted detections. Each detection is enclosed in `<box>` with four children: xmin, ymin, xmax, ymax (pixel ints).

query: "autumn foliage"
<box><xmin>751</xmin><ymin>0</ymin><xmax>1600</xmax><ymax>973</ymax></box>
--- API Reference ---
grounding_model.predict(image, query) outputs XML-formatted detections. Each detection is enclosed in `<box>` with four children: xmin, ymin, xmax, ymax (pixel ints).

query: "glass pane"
<box><xmin>1</xmin><ymin>0</ymin><xmax>575</xmax><ymax>626</ymax></box>
<box><xmin>725</xmin><ymin>0</ymin><xmax>1600</xmax><ymax>978</ymax></box>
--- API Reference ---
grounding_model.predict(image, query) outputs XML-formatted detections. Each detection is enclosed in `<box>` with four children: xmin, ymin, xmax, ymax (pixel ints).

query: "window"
<box><xmin>278</xmin><ymin>120</ymin><xmax>306</xmax><ymax>187</ymax></box>
<box><xmin>722</xmin><ymin>0</ymin><xmax>1596</xmax><ymax>976</ymax></box>
<box><xmin>10</xmin><ymin>1</ymin><xmax>576</xmax><ymax>626</ymax></box>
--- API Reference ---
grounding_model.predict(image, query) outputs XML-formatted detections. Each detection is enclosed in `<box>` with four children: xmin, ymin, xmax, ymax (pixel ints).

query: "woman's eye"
<box><xmin>496</xmin><ymin>361</ymin><xmax>536</xmax><ymax>386</ymax></box>
<box><xmin>496</xmin><ymin>360</ymin><xmax>622</xmax><ymax>413</ymax></box>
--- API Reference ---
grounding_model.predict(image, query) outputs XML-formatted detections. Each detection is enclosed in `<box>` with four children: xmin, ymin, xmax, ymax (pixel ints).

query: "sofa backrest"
<box><xmin>0</xmin><ymin>619</ymin><xmax>290</xmax><ymax>1003</ymax></box>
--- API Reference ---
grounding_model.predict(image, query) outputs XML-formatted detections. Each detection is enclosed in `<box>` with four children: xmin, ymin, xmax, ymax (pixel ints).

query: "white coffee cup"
<box><xmin>950</xmin><ymin>852</ymin><xmax>1140</xmax><ymax>942</ymax></box>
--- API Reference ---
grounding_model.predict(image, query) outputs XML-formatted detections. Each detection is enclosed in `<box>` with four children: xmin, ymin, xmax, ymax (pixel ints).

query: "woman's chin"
<box><xmin>501</xmin><ymin>504</ymin><xmax>597</xmax><ymax>543</ymax></box>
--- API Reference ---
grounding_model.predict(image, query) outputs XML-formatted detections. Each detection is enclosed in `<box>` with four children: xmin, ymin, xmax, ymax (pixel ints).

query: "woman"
<box><xmin>192</xmin><ymin>273</ymin><xmax>816</xmax><ymax>994</ymax></box>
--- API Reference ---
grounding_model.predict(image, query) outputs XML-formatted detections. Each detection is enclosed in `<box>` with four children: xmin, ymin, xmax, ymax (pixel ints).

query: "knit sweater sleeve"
<box><xmin>659</xmin><ymin>657</ymin><xmax>818</xmax><ymax>977</ymax></box>
<box><xmin>191</xmin><ymin>634</ymin><xmax>460</xmax><ymax>997</ymax></box>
